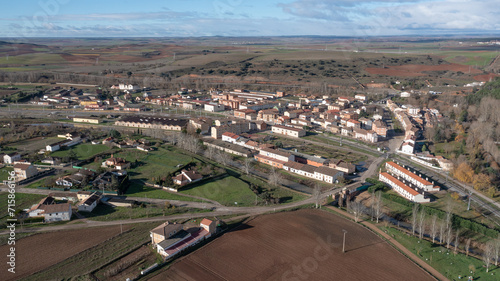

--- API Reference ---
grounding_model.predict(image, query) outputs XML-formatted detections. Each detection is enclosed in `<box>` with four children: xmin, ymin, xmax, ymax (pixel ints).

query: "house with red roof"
<box><xmin>173</xmin><ymin>170</ymin><xmax>203</xmax><ymax>186</ymax></box>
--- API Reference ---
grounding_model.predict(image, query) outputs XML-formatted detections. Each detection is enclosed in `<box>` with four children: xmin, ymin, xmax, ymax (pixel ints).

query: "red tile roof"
<box><xmin>380</xmin><ymin>172</ymin><xmax>419</xmax><ymax>196</ymax></box>
<box><xmin>386</xmin><ymin>162</ymin><xmax>431</xmax><ymax>186</ymax></box>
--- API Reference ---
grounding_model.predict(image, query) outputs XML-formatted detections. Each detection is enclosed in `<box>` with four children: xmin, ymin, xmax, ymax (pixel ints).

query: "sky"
<box><xmin>1</xmin><ymin>0</ymin><xmax>499</xmax><ymax>37</ymax></box>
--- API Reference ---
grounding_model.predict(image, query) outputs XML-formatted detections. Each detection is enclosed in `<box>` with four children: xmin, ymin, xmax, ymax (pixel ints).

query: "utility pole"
<box><xmin>342</xmin><ymin>229</ymin><xmax>348</xmax><ymax>253</ymax></box>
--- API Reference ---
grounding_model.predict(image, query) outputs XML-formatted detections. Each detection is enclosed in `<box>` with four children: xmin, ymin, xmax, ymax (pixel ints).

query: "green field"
<box><xmin>442</xmin><ymin>51</ymin><xmax>498</xmax><ymax>67</ymax></box>
<box><xmin>180</xmin><ymin>175</ymin><xmax>259</xmax><ymax>206</ymax></box>
<box><xmin>0</xmin><ymin>53</ymin><xmax>66</xmax><ymax>66</ymax></box>
<box><xmin>382</xmin><ymin>226</ymin><xmax>498</xmax><ymax>280</ymax></box>
<box><xmin>113</xmin><ymin>146</ymin><xmax>194</xmax><ymax>182</ymax></box>
<box><xmin>80</xmin><ymin>203</ymin><xmax>209</xmax><ymax>221</ymax></box>
<box><xmin>0</xmin><ymin>167</ymin><xmax>13</xmax><ymax>182</ymax></box>
<box><xmin>51</xmin><ymin>143</ymin><xmax>110</xmax><ymax>160</ymax></box>
<box><xmin>124</xmin><ymin>181</ymin><xmax>199</xmax><ymax>202</ymax></box>
<box><xmin>0</xmin><ymin>192</ymin><xmax>46</xmax><ymax>228</ymax></box>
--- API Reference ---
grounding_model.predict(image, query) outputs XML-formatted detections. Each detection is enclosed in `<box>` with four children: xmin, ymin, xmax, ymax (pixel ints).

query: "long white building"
<box><xmin>379</xmin><ymin>172</ymin><xmax>430</xmax><ymax>203</ymax></box>
<box><xmin>385</xmin><ymin>161</ymin><xmax>439</xmax><ymax>192</ymax></box>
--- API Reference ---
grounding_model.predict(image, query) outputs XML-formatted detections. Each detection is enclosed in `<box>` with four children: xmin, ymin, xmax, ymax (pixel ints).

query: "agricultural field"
<box><xmin>151</xmin><ymin>209</ymin><xmax>434</xmax><ymax>281</ymax></box>
<box><xmin>0</xmin><ymin>224</ymin><xmax>129</xmax><ymax>281</ymax></box>
<box><xmin>11</xmin><ymin>136</ymin><xmax>61</xmax><ymax>152</ymax></box>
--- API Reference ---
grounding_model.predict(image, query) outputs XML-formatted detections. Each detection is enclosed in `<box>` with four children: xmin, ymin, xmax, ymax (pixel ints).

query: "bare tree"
<box><xmin>268</xmin><ymin>167</ymin><xmax>282</xmax><ymax>187</ymax></box>
<box><xmin>454</xmin><ymin>229</ymin><xmax>460</xmax><ymax>254</ymax></box>
<box><xmin>243</xmin><ymin>157</ymin><xmax>253</xmax><ymax>175</ymax></box>
<box><xmin>373</xmin><ymin>191</ymin><xmax>383</xmax><ymax>223</ymax></box>
<box><xmin>418</xmin><ymin>210</ymin><xmax>426</xmax><ymax>240</ymax></box>
<box><xmin>206</xmin><ymin>145</ymin><xmax>216</xmax><ymax>160</ymax></box>
<box><xmin>430</xmin><ymin>214</ymin><xmax>438</xmax><ymax>243</ymax></box>
<box><xmin>439</xmin><ymin>220</ymin><xmax>446</xmax><ymax>245</ymax></box>
<box><xmin>349</xmin><ymin>201</ymin><xmax>366</xmax><ymax>223</ymax></box>
<box><xmin>494</xmin><ymin>239</ymin><xmax>500</xmax><ymax>266</ymax></box>
<box><xmin>446</xmin><ymin>227</ymin><xmax>453</xmax><ymax>249</ymax></box>
<box><xmin>411</xmin><ymin>204</ymin><xmax>419</xmax><ymax>236</ymax></box>
<box><xmin>217</xmin><ymin>150</ymin><xmax>230</xmax><ymax>166</ymax></box>
<box><xmin>483</xmin><ymin>241</ymin><xmax>495</xmax><ymax>273</ymax></box>
<box><xmin>465</xmin><ymin>238</ymin><xmax>471</xmax><ymax>256</ymax></box>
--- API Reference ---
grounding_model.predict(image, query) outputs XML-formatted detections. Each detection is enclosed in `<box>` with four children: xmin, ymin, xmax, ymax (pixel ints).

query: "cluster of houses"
<box><xmin>386</xmin><ymin>100</ymin><xmax>452</xmax><ymax>170</ymax></box>
<box><xmin>150</xmin><ymin>218</ymin><xmax>217</xmax><ymax>259</ymax></box>
<box><xmin>379</xmin><ymin>161</ymin><xmax>440</xmax><ymax>203</ymax></box>
<box><xmin>26</xmin><ymin>190</ymin><xmax>103</xmax><ymax>222</ymax></box>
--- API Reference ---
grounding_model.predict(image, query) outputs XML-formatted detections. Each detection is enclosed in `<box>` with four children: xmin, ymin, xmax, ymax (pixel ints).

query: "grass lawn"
<box><xmin>51</xmin><ymin>143</ymin><xmax>110</xmax><ymax>160</ymax></box>
<box><xmin>240</xmin><ymin>174</ymin><xmax>308</xmax><ymax>204</ymax></box>
<box><xmin>381</xmin><ymin>225</ymin><xmax>498</xmax><ymax>280</ymax></box>
<box><xmin>0</xmin><ymin>167</ymin><xmax>13</xmax><ymax>182</ymax></box>
<box><xmin>125</xmin><ymin>181</ymin><xmax>199</xmax><ymax>202</ymax></box>
<box><xmin>79</xmin><ymin>203</ymin><xmax>209</xmax><ymax>221</ymax></box>
<box><xmin>114</xmin><ymin>146</ymin><xmax>194</xmax><ymax>182</ymax></box>
<box><xmin>180</xmin><ymin>175</ymin><xmax>259</xmax><ymax>206</ymax></box>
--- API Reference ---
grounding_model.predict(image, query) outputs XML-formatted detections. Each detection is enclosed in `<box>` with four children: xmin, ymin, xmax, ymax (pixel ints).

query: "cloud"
<box><xmin>278</xmin><ymin>0</ymin><xmax>500</xmax><ymax>34</ymax></box>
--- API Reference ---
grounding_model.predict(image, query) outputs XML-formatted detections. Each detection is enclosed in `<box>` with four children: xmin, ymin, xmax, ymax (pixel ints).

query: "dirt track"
<box><xmin>151</xmin><ymin>209</ymin><xmax>436</xmax><ymax>281</ymax></box>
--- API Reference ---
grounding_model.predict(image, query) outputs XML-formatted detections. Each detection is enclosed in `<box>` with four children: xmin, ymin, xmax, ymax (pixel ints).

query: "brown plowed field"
<box><xmin>0</xmin><ymin>225</ymin><xmax>126</xmax><ymax>281</ymax></box>
<box><xmin>152</xmin><ymin>209</ymin><xmax>434</xmax><ymax>281</ymax></box>
<box><xmin>366</xmin><ymin>63</ymin><xmax>482</xmax><ymax>77</ymax></box>
<box><xmin>473</xmin><ymin>73</ymin><xmax>500</xmax><ymax>82</ymax></box>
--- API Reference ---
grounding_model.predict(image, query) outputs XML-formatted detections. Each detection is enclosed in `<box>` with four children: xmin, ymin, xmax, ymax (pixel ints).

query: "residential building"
<box><xmin>353</xmin><ymin>128</ymin><xmax>379</xmax><ymax>143</ymax></box>
<box><xmin>385</xmin><ymin>162</ymin><xmax>439</xmax><ymax>192</ymax></box>
<box><xmin>115</xmin><ymin>116</ymin><xmax>188</xmax><ymax>131</ymax></box>
<box><xmin>372</xmin><ymin>120</ymin><xmax>388</xmax><ymax>138</ymax></box>
<box><xmin>4</xmin><ymin>153</ymin><xmax>21</xmax><ymax>164</ymax></box>
<box><xmin>379</xmin><ymin>172</ymin><xmax>430</xmax><ymax>203</ymax></box>
<box><xmin>328</xmin><ymin>159</ymin><xmax>356</xmax><ymax>174</ymax></box>
<box><xmin>271</xmin><ymin>125</ymin><xmax>306</xmax><ymax>138</ymax></box>
<box><xmin>173</xmin><ymin>170</ymin><xmax>203</xmax><ymax>186</ymax></box>
<box><xmin>77</xmin><ymin>192</ymin><xmax>101</xmax><ymax>212</ymax></box>
<box><xmin>73</xmin><ymin>117</ymin><xmax>100</xmax><ymax>124</ymax></box>
<box><xmin>204</xmin><ymin>103</ymin><xmax>225</xmax><ymax>112</ymax></box>
<box><xmin>13</xmin><ymin>163</ymin><xmax>38</xmax><ymax>180</ymax></box>
<box><xmin>28</xmin><ymin>197</ymin><xmax>73</xmax><ymax>222</ymax></box>
<box><xmin>255</xmin><ymin>148</ymin><xmax>295</xmax><ymax>169</ymax></box>
<box><xmin>102</xmin><ymin>155</ymin><xmax>130</xmax><ymax>170</ymax></box>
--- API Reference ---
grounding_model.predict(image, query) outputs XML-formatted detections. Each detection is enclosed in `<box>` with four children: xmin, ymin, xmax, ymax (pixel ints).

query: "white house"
<box><xmin>4</xmin><ymin>152</ymin><xmax>21</xmax><ymax>164</ymax></box>
<box><xmin>77</xmin><ymin>192</ymin><xmax>100</xmax><ymax>212</ymax></box>
<box><xmin>28</xmin><ymin>197</ymin><xmax>72</xmax><ymax>222</ymax></box>
<box><xmin>272</xmin><ymin>125</ymin><xmax>306</xmax><ymax>138</ymax></box>
<box><xmin>401</xmin><ymin>142</ymin><xmax>414</xmax><ymax>154</ymax></box>
<box><xmin>204</xmin><ymin>103</ymin><xmax>225</xmax><ymax>112</ymax></box>
<box><xmin>119</xmin><ymin>84</ymin><xmax>140</xmax><ymax>91</ymax></box>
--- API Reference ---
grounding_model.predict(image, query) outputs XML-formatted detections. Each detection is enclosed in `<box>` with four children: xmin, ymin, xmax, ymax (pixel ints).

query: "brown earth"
<box><xmin>152</xmin><ymin>209</ymin><xmax>434</xmax><ymax>281</ymax></box>
<box><xmin>0</xmin><ymin>225</ymin><xmax>126</xmax><ymax>281</ymax></box>
<box><xmin>473</xmin><ymin>73</ymin><xmax>500</xmax><ymax>82</ymax></box>
<box><xmin>365</xmin><ymin>63</ymin><xmax>483</xmax><ymax>77</ymax></box>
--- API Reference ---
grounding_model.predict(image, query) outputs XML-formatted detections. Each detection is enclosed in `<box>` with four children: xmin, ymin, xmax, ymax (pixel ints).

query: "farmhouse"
<box><xmin>379</xmin><ymin>172</ymin><xmax>430</xmax><ymax>203</ymax></box>
<box><xmin>271</xmin><ymin>125</ymin><xmax>306</xmax><ymax>138</ymax></box>
<box><xmin>151</xmin><ymin>219</ymin><xmax>217</xmax><ymax>258</ymax></box>
<box><xmin>13</xmin><ymin>163</ymin><xmax>38</xmax><ymax>181</ymax></box>
<box><xmin>77</xmin><ymin>191</ymin><xmax>101</xmax><ymax>212</ymax></box>
<box><xmin>173</xmin><ymin>170</ymin><xmax>203</xmax><ymax>186</ymax></box>
<box><xmin>28</xmin><ymin>196</ymin><xmax>73</xmax><ymax>222</ymax></box>
<box><xmin>102</xmin><ymin>155</ymin><xmax>130</xmax><ymax>170</ymax></box>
